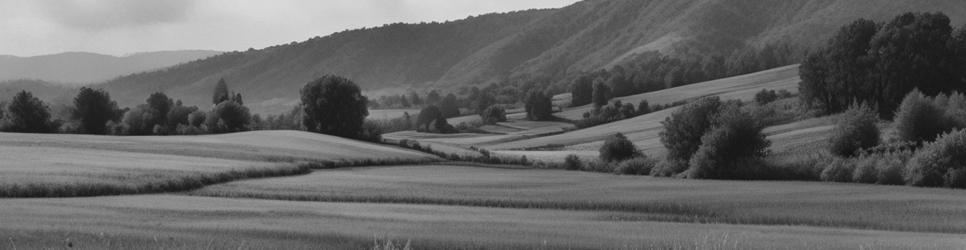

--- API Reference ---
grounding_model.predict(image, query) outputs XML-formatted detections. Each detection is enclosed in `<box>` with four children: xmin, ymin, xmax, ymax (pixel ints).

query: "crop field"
<box><xmin>0</xmin><ymin>131</ymin><xmax>437</xmax><ymax>197</ymax></box>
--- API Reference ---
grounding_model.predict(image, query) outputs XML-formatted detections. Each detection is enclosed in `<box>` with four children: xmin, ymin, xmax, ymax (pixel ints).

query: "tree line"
<box><xmin>0</xmin><ymin>76</ymin><xmax>374</xmax><ymax>141</ymax></box>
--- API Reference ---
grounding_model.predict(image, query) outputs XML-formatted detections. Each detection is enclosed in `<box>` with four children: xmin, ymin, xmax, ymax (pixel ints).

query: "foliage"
<box><xmin>570</xmin><ymin>75</ymin><xmax>594</xmax><ymax>107</ymax></box>
<box><xmin>686</xmin><ymin>105</ymin><xmax>770</xmax><ymax>179</ymax></box>
<box><xmin>167</xmin><ymin>105</ymin><xmax>199</xmax><ymax>128</ymax></box>
<box><xmin>439</xmin><ymin>93</ymin><xmax>460</xmax><ymax>118</ymax></box>
<box><xmin>904</xmin><ymin>129</ymin><xmax>966</xmax><ymax>188</ymax></box>
<box><xmin>524</xmin><ymin>90</ymin><xmax>553</xmax><ymax>121</ymax></box>
<box><xmin>592</xmin><ymin>80</ymin><xmax>611</xmax><ymax>108</ymax></box>
<box><xmin>614</xmin><ymin>156</ymin><xmax>657</xmax><ymax>175</ymax></box>
<box><xmin>800</xmin><ymin>13</ymin><xmax>966</xmax><ymax>118</ymax></box>
<box><xmin>660</xmin><ymin>97</ymin><xmax>723</xmax><ymax>162</ymax></box>
<box><xmin>212</xmin><ymin>78</ymin><xmax>230</xmax><ymax>105</ymax></box>
<box><xmin>598</xmin><ymin>133</ymin><xmax>639</xmax><ymax>163</ymax></box>
<box><xmin>206</xmin><ymin>101</ymin><xmax>252</xmax><ymax>134</ymax></box>
<box><xmin>481</xmin><ymin>105</ymin><xmax>507</xmax><ymax>125</ymax></box>
<box><xmin>122</xmin><ymin>104</ymin><xmax>160</xmax><ymax>135</ymax></box>
<box><xmin>828</xmin><ymin>103</ymin><xmax>880</xmax><ymax>157</ymax></box>
<box><xmin>300</xmin><ymin>75</ymin><xmax>369</xmax><ymax>139</ymax></box>
<box><xmin>563</xmin><ymin>154</ymin><xmax>583</xmax><ymax>171</ymax></box>
<box><xmin>754</xmin><ymin>89</ymin><xmax>779</xmax><ymax>105</ymax></box>
<box><xmin>71</xmin><ymin>87</ymin><xmax>121</xmax><ymax>134</ymax></box>
<box><xmin>416</xmin><ymin>106</ymin><xmax>442</xmax><ymax>132</ymax></box>
<box><xmin>895</xmin><ymin>90</ymin><xmax>949</xmax><ymax>143</ymax></box>
<box><xmin>650</xmin><ymin>159</ymin><xmax>688</xmax><ymax>177</ymax></box>
<box><xmin>820</xmin><ymin>158</ymin><xmax>856</xmax><ymax>183</ymax></box>
<box><xmin>2</xmin><ymin>91</ymin><xmax>55</xmax><ymax>133</ymax></box>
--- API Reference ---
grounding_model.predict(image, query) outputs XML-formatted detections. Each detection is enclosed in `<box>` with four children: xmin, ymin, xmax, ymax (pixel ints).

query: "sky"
<box><xmin>0</xmin><ymin>0</ymin><xmax>579</xmax><ymax>57</ymax></box>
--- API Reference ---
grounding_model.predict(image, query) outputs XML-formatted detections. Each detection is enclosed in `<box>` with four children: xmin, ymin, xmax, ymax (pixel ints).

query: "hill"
<box><xmin>0</xmin><ymin>50</ymin><xmax>222</xmax><ymax>85</ymax></box>
<box><xmin>94</xmin><ymin>0</ymin><xmax>966</xmax><ymax>114</ymax></box>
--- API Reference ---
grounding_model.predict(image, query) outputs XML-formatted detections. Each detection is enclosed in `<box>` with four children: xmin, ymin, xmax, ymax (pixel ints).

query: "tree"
<box><xmin>799</xmin><ymin>19</ymin><xmax>879</xmax><ymax>115</ymax></box>
<box><xmin>687</xmin><ymin>105</ymin><xmax>770</xmax><ymax>179</ymax></box>
<box><xmin>592</xmin><ymin>79</ymin><xmax>611</xmax><ymax>108</ymax></box>
<box><xmin>660</xmin><ymin>97</ymin><xmax>723</xmax><ymax>162</ymax></box>
<box><xmin>146</xmin><ymin>92</ymin><xmax>173</xmax><ymax>127</ymax></box>
<box><xmin>828</xmin><ymin>103</ymin><xmax>881</xmax><ymax>157</ymax></box>
<box><xmin>475</xmin><ymin>91</ymin><xmax>495</xmax><ymax>115</ymax></box>
<box><xmin>481</xmin><ymin>105</ymin><xmax>506</xmax><ymax>125</ymax></box>
<box><xmin>599</xmin><ymin>133</ymin><xmax>639</xmax><ymax>163</ymax></box>
<box><xmin>2</xmin><ymin>91</ymin><xmax>53</xmax><ymax>133</ymax></box>
<box><xmin>212</xmin><ymin>78</ymin><xmax>230</xmax><ymax>105</ymax></box>
<box><xmin>416</xmin><ymin>105</ymin><xmax>442</xmax><ymax>132</ymax></box>
<box><xmin>301</xmin><ymin>75</ymin><xmax>369</xmax><ymax>138</ymax></box>
<box><xmin>167</xmin><ymin>105</ymin><xmax>199</xmax><ymax>128</ymax></box>
<box><xmin>895</xmin><ymin>90</ymin><xmax>946</xmax><ymax>143</ymax></box>
<box><xmin>188</xmin><ymin>110</ymin><xmax>206</xmax><ymax>127</ymax></box>
<box><xmin>525</xmin><ymin>90</ymin><xmax>553</xmax><ymax>121</ymax></box>
<box><xmin>439</xmin><ymin>93</ymin><xmax>460</xmax><ymax>118</ymax></box>
<box><xmin>409</xmin><ymin>92</ymin><xmax>423</xmax><ymax>106</ymax></box>
<box><xmin>122</xmin><ymin>104</ymin><xmax>159</xmax><ymax>135</ymax></box>
<box><xmin>206</xmin><ymin>101</ymin><xmax>251</xmax><ymax>133</ymax></box>
<box><xmin>426</xmin><ymin>90</ymin><xmax>441</xmax><ymax>105</ymax></box>
<box><xmin>71</xmin><ymin>87</ymin><xmax>119</xmax><ymax>134</ymax></box>
<box><xmin>570</xmin><ymin>75</ymin><xmax>594</xmax><ymax>107</ymax></box>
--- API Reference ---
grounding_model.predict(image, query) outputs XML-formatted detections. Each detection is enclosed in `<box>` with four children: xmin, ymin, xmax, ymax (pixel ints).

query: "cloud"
<box><xmin>37</xmin><ymin>0</ymin><xmax>195</xmax><ymax>31</ymax></box>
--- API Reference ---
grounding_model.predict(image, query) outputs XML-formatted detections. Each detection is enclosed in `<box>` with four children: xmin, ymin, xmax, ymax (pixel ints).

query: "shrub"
<box><xmin>614</xmin><ymin>156</ymin><xmax>657</xmax><ymax>175</ymax></box>
<box><xmin>755</xmin><ymin>89</ymin><xmax>779</xmax><ymax>105</ymax></box>
<box><xmin>582</xmin><ymin>160</ymin><xmax>615</xmax><ymax>173</ymax></box>
<box><xmin>828</xmin><ymin>103</ymin><xmax>880</xmax><ymax>157</ymax></box>
<box><xmin>660</xmin><ymin>97</ymin><xmax>723</xmax><ymax>162</ymax></box>
<box><xmin>650</xmin><ymin>159</ymin><xmax>688</xmax><ymax>177</ymax></box>
<box><xmin>563</xmin><ymin>155</ymin><xmax>583</xmax><ymax>171</ymax></box>
<box><xmin>820</xmin><ymin>158</ymin><xmax>855</xmax><ymax>182</ymax></box>
<box><xmin>599</xmin><ymin>133</ymin><xmax>639</xmax><ymax>163</ymax></box>
<box><xmin>904</xmin><ymin>129</ymin><xmax>966</xmax><ymax>188</ymax></box>
<box><xmin>686</xmin><ymin>105</ymin><xmax>770</xmax><ymax>179</ymax></box>
<box><xmin>851</xmin><ymin>157</ymin><xmax>879</xmax><ymax>184</ymax></box>
<box><xmin>895</xmin><ymin>90</ymin><xmax>946</xmax><ymax>143</ymax></box>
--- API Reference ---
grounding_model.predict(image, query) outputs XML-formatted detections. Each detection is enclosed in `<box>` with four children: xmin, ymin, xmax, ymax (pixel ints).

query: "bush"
<box><xmin>821</xmin><ymin>158</ymin><xmax>855</xmax><ymax>182</ymax></box>
<box><xmin>895</xmin><ymin>90</ymin><xmax>947</xmax><ymax>143</ymax></box>
<box><xmin>599</xmin><ymin>133</ymin><xmax>639</xmax><ymax>163</ymax></box>
<box><xmin>563</xmin><ymin>155</ymin><xmax>583</xmax><ymax>171</ymax></box>
<box><xmin>686</xmin><ymin>105</ymin><xmax>770</xmax><ymax>179</ymax></box>
<box><xmin>614</xmin><ymin>156</ymin><xmax>657</xmax><ymax>175</ymax></box>
<box><xmin>660</xmin><ymin>97</ymin><xmax>722</xmax><ymax>162</ymax></box>
<box><xmin>828</xmin><ymin>103</ymin><xmax>880</xmax><ymax>157</ymax></box>
<box><xmin>851</xmin><ymin>157</ymin><xmax>878</xmax><ymax>184</ymax></box>
<box><xmin>650</xmin><ymin>159</ymin><xmax>688</xmax><ymax>177</ymax></box>
<box><xmin>755</xmin><ymin>89</ymin><xmax>779</xmax><ymax>105</ymax></box>
<box><xmin>188</xmin><ymin>110</ymin><xmax>206</xmax><ymax>127</ymax></box>
<box><xmin>904</xmin><ymin>129</ymin><xmax>966</xmax><ymax>188</ymax></box>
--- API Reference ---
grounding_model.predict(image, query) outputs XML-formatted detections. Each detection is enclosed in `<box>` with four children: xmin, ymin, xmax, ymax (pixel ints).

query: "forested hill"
<box><xmin>0</xmin><ymin>50</ymin><xmax>221</xmax><ymax>84</ymax></box>
<box><xmin>96</xmin><ymin>0</ymin><xmax>966</xmax><ymax>114</ymax></box>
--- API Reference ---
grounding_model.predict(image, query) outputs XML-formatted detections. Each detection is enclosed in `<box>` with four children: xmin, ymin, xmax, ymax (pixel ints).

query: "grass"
<box><xmin>0</xmin><ymin>130</ymin><xmax>439</xmax><ymax>197</ymax></box>
<box><xmin>192</xmin><ymin>165</ymin><xmax>966</xmax><ymax>234</ymax></box>
<box><xmin>2</xmin><ymin>195</ymin><xmax>963</xmax><ymax>250</ymax></box>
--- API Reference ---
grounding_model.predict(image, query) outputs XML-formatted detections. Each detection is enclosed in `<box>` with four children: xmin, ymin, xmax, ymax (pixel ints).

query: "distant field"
<box><xmin>555</xmin><ymin>65</ymin><xmax>800</xmax><ymax>120</ymax></box>
<box><xmin>194</xmin><ymin>165</ymin><xmax>966</xmax><ymax>234</ymax></box>
<box><xmin>3</xmin><ymin>194</ymin><xmax>964</xmax><ymax>250</ymax></box>
<box><xmin>369</xmin><ymin>109</ymin><xmax>420</xmax><ymax>120</ymax></box>
<box><xmin>0</xmin><ymin>131</ymin><xmax>437</xmax><ymax>197</ymax></box>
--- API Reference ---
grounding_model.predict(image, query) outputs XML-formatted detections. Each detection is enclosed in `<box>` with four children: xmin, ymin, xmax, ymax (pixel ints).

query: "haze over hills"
<box><xmin>73</xmin><ymin>0</ymin><xmax>966</xmax><ymax>114</ymax></box>
<box><xmin>0</xmin><ymin>50</ymin><xmax>222</xmax><ymax>84</ymax></box>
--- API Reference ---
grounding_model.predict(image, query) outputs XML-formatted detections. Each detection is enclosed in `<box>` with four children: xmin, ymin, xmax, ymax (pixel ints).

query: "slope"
<box><xmin>0</xmin><ymin>50</ymin><xmax>221</xmax><ymax>84</ymax></box>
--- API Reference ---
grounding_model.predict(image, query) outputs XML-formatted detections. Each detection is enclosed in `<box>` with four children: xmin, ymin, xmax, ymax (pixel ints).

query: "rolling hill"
<box><xmin>0</xmin><ymin>50</ymin><xmax>222</xmax><ymax>84</ymax></box>
<box><xmin>91</xmin><ymin>0</ymin><xmax>966</xmax><ymax>115</ymax></box>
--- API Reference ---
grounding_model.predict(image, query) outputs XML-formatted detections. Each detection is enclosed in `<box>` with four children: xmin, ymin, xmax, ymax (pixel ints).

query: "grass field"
<box><xmin>3</xmin><ymin>194</ymin><xmax>965</xmax><ymax>250</ymax></box>
<box><xmin>0</xmin><ymin>131</ymin><xmax>437</xmax><ymax>197</ymax></box>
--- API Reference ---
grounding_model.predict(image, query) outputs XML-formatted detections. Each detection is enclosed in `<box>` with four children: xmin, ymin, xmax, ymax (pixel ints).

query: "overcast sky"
<box><xmin>0</xmin><ymin>0</ymin><xmax>579</xmax><ymax>57</ymax></box>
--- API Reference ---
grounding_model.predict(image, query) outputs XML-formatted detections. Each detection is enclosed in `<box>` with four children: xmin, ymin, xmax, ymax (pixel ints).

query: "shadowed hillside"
<box><xmin>0</xmin><ymin>50</ymin><xmax>221</xmax><ymax>84</ymax></box>
<box><xmin>94</xmin><ymin>0</ymin><xmax>966</xmax><ymax>114</ymax></box>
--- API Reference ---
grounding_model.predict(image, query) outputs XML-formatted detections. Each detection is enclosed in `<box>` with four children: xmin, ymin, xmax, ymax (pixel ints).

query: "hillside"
<box><xmin>94</xmin><ymin>0</ymin><xmax>966</xmax><ymax>115</ymax></box>
<box><xmin>0</xmin><ymin>50</ymin><xmax>221</xmax><ymax>84</ymax></box>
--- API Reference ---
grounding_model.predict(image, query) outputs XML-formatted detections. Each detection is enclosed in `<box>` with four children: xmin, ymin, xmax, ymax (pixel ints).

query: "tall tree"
<box><xmin>300</xmin><ymin>75</ymin><xmax>369</xmax><ymax>138</ymax></box>
<box><xmin>71</xmin><ymin>87</ymin><xmax>119</xmax><ymax>134</ymax></box>
<box><xmin>525</xmin><ymin>90</ymin><xmax>553</xmax><ymax>121</ymax></box>
<box><xmin>592</xmin><ymin>79</ymin><xmax>611</xmax><ymax>108</ymax></box>
<box><xmin>212</xmin><ymin>78</ymin><xmax>230</xmax><ymax>105</ymax></box>
<box><xmin>570</xmin><ymin>75</ymin><xmax>594</xmax><ymax>107</ymax></box>
<box><xmin>146</xmin><ymin>92</ymin><xmax>173</xmax><ymax>127</ymax></box>
<box><xmin>4</xmin><ymin>91</ymin><xmax>53</xmax><ymax>133</ymax></box>
<box><xmin>439</xmin><ymin>93</ymin><xmax>460</xmax><ymax>118</ymax></box>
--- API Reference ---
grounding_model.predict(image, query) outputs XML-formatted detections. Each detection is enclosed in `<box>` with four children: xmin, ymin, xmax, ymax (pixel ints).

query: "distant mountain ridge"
<box><xmin>0</xmin><ymin>50</ymin><xmax>222</xmax><ymax>84</ymax></box>
<box><xmin>59</xmin><ymin>0</ymin><xmax>966</xmax><ymax>114</ymax></box>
